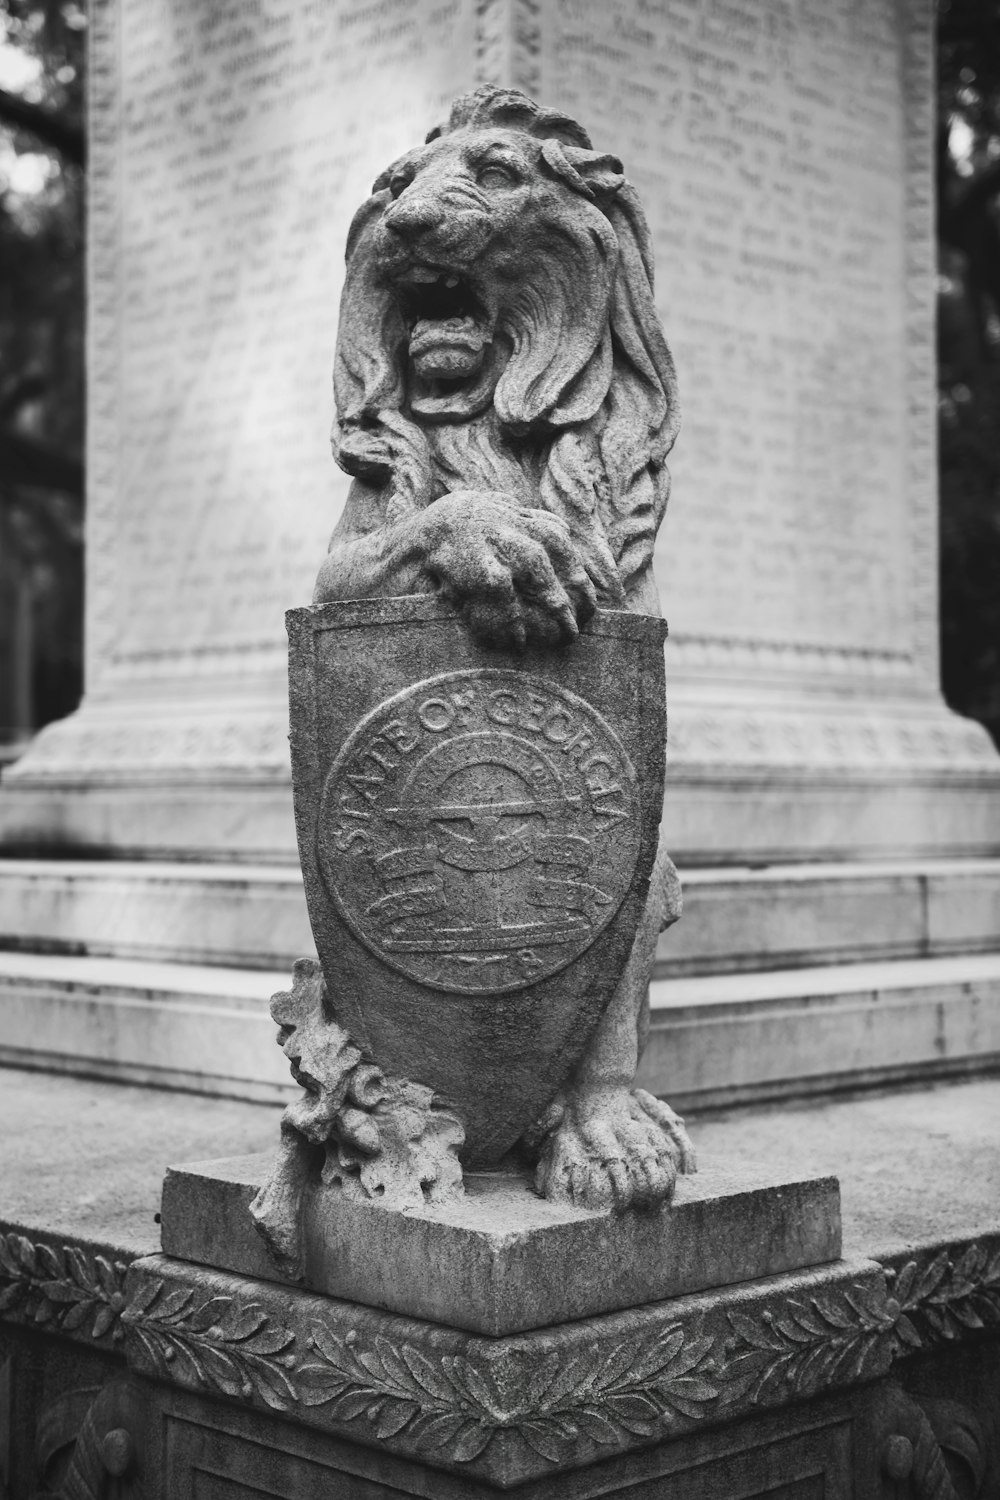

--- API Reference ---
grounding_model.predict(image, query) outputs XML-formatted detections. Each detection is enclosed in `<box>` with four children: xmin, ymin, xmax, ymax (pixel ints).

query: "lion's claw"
<box><xmin>533</xmin><ymin>1088</ymin><xmax>696</xmax><ymax>1212</ymax></box>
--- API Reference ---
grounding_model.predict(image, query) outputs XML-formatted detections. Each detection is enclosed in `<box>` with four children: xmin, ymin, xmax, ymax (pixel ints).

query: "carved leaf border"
<box><xmin>721</xmin><ymin>1280</ymin><xmax>898</xmax><ymax>1405</ymax></box>
<box><xmin>887</xmin><ymin>1241</ymin><xmax>1000</xmax><ymax>1347</ymax></box>
<box><xmin>720</xmin><ymin>1238</ymin><xmax>1000</xmax><ymax>1408</ymax></box>
<box><xmin>121</xmin><ymin>1279</ymin><xmax>298</xmax><ymax>1411</ymax></box>
<box><xmin>4</xmin><ymin>1231</ymin><xmax>1000</xmax><ymax>1468</ymax></box>
<box><xmin>295</xmin><ymin>1322</ymin><xmax>720</xmax><ymax>1461</ymax></box>
<box><xmin>0</xmin><ymin>1231</ymin><xmax>130</xmax><ymax>1342</ymax></box>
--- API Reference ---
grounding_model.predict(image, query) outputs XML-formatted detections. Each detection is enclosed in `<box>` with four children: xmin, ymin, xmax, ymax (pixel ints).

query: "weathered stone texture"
<box><xmin>162</xmin><ymin>1153</ymin><xmax>841</xmax><ymax>1335</ymax></box>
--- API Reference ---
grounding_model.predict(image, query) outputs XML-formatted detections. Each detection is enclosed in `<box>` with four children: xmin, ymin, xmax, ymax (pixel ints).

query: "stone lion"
<box><xmin>312</xmin><ymin>84</ymin><xmax>694</xmax><ymax>1214</ymax></box>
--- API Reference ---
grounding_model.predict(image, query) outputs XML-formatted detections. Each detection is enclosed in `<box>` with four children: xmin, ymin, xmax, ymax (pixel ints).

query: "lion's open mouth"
<box><xmin>394</xmin><ymin>267</ymin><xmax>492</xmax><ymax>381</ymax></box>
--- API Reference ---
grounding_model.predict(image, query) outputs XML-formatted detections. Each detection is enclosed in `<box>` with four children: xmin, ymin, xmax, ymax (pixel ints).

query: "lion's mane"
<box><xmin>331</xmin><ymin>86</ymin><xmax>680</xmax><ymax>601</ymax></box>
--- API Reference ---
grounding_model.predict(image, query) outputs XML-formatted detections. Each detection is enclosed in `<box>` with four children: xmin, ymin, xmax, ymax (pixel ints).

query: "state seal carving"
<box><xmin>319</xmin><ymin>668</ymin><xmax>640</xmax><ymax>995</ymax></box>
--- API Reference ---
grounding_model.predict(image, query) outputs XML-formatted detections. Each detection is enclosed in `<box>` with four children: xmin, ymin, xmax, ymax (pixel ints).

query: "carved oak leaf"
<box><xmin>297</xmin><ymin>1320</ymin><xmax>718</xmax><ymax>1463</ymax></box>
<box><xmin>0</xmin><ymin>1232</ymin><xmax>129</xmax><ymax>1342</ymax></box>
<box><xmin>123</xmin><ymin>1281</ymin><xmax>297</xmax><ymax>1411</ymax></box>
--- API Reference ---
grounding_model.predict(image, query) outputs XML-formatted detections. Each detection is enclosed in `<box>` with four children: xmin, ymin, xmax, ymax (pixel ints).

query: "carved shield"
<box><xmin>287</xmin><ymin>597</ymin><xmax>667</xmax><ymax>1167</ymax></box>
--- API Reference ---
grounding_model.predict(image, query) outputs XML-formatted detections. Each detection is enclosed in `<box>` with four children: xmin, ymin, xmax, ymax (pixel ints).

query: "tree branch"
<box><xmin>0</xmin><ymin>87</ymin><xmax>84</xmax><ymax>167</ymax></box>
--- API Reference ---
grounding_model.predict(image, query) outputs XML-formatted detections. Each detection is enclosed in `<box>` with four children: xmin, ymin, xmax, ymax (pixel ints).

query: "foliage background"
<box><xmin>0</xmin><ymin>0</ymin><xmax>85</xmax><ymax>745</ymax></box>
<box><xmin>938</xmin><ymin>0</ymin><xmax>1000</xmax><ymax>747</ymax></box>
<box><xmin>0</xmin><ymin>0</ymin><xmax>998</xmax><ymax>745</ymax></box>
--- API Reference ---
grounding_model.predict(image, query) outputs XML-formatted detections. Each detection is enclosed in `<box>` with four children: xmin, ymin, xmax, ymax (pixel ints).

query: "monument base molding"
<box><xmin>2</xmin><ymin>1069</ymin><xmax>998</xmax><ymax>1498</ymax></box>
<box><xmin>3</xmin><ymin>659</ymin><xmax>997</xmax><ymax>864</ymax></box>
<box><xmin>0</xmin><ymin>686</ymin><xmax>298</xmax><ymax>860</ymax></box>
<box><xmin>2</xmin><ymin>1233</ymin><xmax>998</xmax><ymax>1496</ymax></box>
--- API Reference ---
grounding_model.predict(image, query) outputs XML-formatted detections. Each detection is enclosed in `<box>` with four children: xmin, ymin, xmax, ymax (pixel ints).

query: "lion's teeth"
<box><xmin>445</xmin><ymin>275</ymin><xmax>460</xmax><ymax>287</ymax></box>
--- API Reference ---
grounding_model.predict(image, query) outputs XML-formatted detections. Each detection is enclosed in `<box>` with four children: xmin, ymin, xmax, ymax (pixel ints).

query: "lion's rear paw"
<box><xmin>533</xmin><ymin>1088</ymin><xmax>696</xmax><ymax>1213</ymax></box>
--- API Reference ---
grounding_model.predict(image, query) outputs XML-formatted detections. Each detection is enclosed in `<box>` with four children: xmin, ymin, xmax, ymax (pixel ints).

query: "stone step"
<box><xmin>1</xmin><ymin>948</ymin><xmax>998</xmax><ymax>1110</ymax></box>
<box><xmin>658</xmin><ymin>856</ymin><xmax>1000</xmax><ymax>976</ymax></box>
<box><xmin>2</xmin><ymin>855</ymin><xmax>1000</xmax><ymax>977</ymax></box>
<box><xmin>0</xmin><ymin>951</ymin><xmax>292</xmax><ymax>1104</ymax></box>
<box><xmin>640</xmin><ymin>952</ymin><xmax>1000</xmax><ymax>1111</ymax></box>
<box><xmin>0</xmin><ymin>857</ymin><xmax>314</xmax><ymax>971</ymax></box>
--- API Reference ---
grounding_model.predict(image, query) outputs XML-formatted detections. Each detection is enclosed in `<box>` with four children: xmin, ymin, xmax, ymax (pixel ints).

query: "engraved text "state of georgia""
<box><xmin>334</xmin><ymin>684</ymin><xmax>629</xmax><ymax>855</ymax></box>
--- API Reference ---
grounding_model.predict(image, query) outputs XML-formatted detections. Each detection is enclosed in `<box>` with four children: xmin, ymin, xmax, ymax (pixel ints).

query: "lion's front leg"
<box><xmin>420</xmin><ymin>489</ymin><xmax>598</xmax><ymax>649</ymax></box>
<box><xmin>316</xmin><ymin>484</ymin><xmax>601</xmax><ymax>649</ymax></box>
<box><xmin>527</xmin><ymin>838</ymin><xmax>696</xmax><ymax>1211</ymax></box>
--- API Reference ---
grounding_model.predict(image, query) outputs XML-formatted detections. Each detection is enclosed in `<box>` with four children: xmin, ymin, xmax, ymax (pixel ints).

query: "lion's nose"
<box><xmin>384</xmin><ymin>195</ymin><xmax>443</xmax><ymax>239</ymax></box>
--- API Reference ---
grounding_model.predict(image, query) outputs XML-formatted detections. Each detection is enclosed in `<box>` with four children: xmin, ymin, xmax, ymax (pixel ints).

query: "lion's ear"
<box><xmin>332</xmin><ymin>194</ymin><xmax>409</xmax><ymax>480</ymax></box>
<box><xmin>539</xmin><ymin>139</ymin><xmax>625</xmax><ymax>203</ymax></box>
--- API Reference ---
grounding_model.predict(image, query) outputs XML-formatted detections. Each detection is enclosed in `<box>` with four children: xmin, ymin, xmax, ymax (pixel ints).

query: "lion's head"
<box><xmin>333</xmin><ymin>85</ymin><xmax>680</xmax><ymax>601</ymax></box>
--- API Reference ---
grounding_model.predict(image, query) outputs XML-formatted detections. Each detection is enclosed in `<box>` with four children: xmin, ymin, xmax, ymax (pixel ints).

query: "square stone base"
<box><xmin>161</xmin><ymin>1155</ymin><xmax>841</xmax><ymax>1335</ymax></box>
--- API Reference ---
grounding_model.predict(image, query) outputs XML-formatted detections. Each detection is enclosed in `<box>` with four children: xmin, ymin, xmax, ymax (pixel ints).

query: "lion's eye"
<box><xmin>390</xmin><ymin>171</ymin><xmax>414</xmax><ymax>200</ymax></box>
<box><xmin>477</xmin><ymin>164</ymin><xmax>518</xmax><ymax>190</ymax></box>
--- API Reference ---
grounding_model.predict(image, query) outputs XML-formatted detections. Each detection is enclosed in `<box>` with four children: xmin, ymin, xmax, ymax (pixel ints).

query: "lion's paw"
<box><xmin>419</xmin><ymin>489</ymin><xmax>599</xmax><ymax>650</ymax></box>
<box><xmin>533</xmin><ymin>1088</ymin><xmax>696</xmax><ymax>1213</ymax></box>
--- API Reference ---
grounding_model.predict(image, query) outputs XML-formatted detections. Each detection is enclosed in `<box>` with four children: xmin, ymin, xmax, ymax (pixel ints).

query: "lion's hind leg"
<box><xmin>527</xmin><ymin>833</ymin><xmax>696</xmax><ymax>1212</ymax></box>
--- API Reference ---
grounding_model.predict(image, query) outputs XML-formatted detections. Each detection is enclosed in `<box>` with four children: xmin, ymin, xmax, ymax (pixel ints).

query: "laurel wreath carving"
<box><xmin>121</xmin><ymin>1279</ymin><xmax>298</xmax><ymax>1410</ymax></box>
<box><xmin>887</xmin><ymin>1241</ymin><xmax>1000</xmax><ymax>1345</ymax></box>
<box><xmin>721</xmin><ymin>1240</ymin><xmax>1000</xmax><ymax>1409</ymax></box>
<box><xmin>0</xmin><ymin>1231</ymin><xmax>130</xmax><ymax>1342</ymax></box>
<box><xmin>295</xmin><ymin>1323</ymin><xmax>719</xmax><ymax>1460</ymax></box>
<box><xmin>721</xmin><ymin>1280</ymin><xmax>899</xmax><ymax>1404</ymax></box>
<box><xmin>4</xmin><ymin>1230</ymin><xmax>999</xmax><ymax>1467</ymax></box>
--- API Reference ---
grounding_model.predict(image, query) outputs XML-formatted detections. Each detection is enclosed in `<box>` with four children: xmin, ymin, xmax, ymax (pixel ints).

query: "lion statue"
<box><xmin>311</xmin><ymin>83</ymin><xmax>694</xmax><ymax>1215</ymax></box>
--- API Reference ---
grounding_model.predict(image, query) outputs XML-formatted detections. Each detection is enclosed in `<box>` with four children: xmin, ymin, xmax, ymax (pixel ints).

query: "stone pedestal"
<box><xmin>141</xmin><ymin>1152</ymin><xmax>859</xmax><ymax>1491</ymax></box>
<box><xmin>1</xmin><ymin>0</ymin><xmax>997</xmax><ymax>866</ymax></box>
<box><xmin>160</xmin><ymin>1155</ymin><xmax>841</xmax><ymax>1335</ymax></box>
<box><xmin>3</xmin><ymin>1068</ymin><xmax>999</xmax><ymax>1498</ymax></box>
<box><xmin>120</xmin><ymin>1247</ymin><xmax>896</xmax><ymax>1493</ymax></box>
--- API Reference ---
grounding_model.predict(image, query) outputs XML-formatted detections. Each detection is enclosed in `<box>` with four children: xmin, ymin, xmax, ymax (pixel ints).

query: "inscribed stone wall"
<box><xmin>78</xmin><ymin>0</ymin><xmax>935</xmax><ymax>701</ymax></box>
<box><xmin>536</xmin><ymin>0</ymin><xmax>919</xmax><ymax>684</ymax></box>
<box><xmin>93</xmin><ymin>0</ymin><xmax>474</xmax><ymax>686</ymax></box>
<box><xmin>99</xmin><ymin>0</ymin><xmax>924</xmax><ymax>695</ymax></box>
<box><xmin>6</xmin><ymin>0</ymin><xmax>997</xmax><ymax>862</ymax></box>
